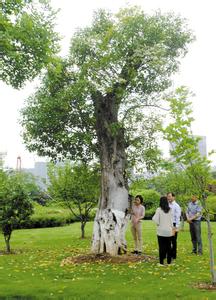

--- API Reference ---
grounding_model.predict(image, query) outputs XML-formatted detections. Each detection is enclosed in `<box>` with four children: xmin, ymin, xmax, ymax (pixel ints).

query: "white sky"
<box><xmin>1</xmin><ymin>0</ymin><xmax>216</xmax><ymax>168</ymax></box>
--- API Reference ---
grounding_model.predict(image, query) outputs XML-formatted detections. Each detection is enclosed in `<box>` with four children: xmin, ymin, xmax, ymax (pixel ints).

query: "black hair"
<box><xmin>167</xmin><ymin>192</ymin><xmax>175</xmax><ymax>197</ymax></box>
<box><xmin>135</xmin><ymin>195</ymin><xmax>143</xmax><ymax>204</ymax></box>
<box><xmin>160</xmin><ymin>196</ymin><xmax>170</xmax><ymax>213</ymax></box>
<box><xmin>128</xmin><ymin>194</ymin><xmax>133</xmax><ymax>201</ymax></box>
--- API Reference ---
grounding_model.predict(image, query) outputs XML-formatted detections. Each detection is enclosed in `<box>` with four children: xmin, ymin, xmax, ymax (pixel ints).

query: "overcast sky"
<box><xmin>1</xmin><ymin>0</ymin><xmax>216</xmax><ymax>168</ymax></box>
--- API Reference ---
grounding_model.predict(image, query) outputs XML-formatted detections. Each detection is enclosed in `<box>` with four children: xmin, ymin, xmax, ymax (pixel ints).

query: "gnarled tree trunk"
<box><xmin>92</xmin><ymin>94</ymin><xmax>130</xmax><ymax>256</ymax></box>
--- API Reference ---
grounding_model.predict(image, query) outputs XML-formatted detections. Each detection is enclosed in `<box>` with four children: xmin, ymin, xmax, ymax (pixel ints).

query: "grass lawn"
<box><xmin>0</xmin><ymin>221</ymin><xmax>216</xmax><ymax>299</ymax></box>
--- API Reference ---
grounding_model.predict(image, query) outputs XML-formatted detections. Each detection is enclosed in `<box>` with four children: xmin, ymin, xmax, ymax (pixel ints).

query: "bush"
<box><xmin>206</xmin><ymin>195</ymin><xmax>216</xmax><ymax>221</ymax></box>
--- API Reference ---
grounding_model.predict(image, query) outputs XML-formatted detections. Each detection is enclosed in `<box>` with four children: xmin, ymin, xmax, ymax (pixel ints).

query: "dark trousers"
<box><xmin>171</xmin><ymin>223</ymin><xmax>178</xmax><ymax>259</ymax></box>
<box><xmin>157</xmin><ymin>235</ymin><xmax>172</xmax><ymax>264</ymax></box>
<box><xmin>189</xmin><ymin>221</ymin><xmax>202</xmax><ymax>254</ymax></box>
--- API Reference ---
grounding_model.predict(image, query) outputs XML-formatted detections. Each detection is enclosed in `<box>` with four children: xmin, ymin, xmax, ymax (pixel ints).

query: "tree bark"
<box><xmin>92</xmin><ymin>93</ymin><xmax>130</xmax><ymax>256</ymax></box>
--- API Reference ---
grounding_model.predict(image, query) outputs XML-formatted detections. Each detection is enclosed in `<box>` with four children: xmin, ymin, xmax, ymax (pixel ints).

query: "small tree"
<box><xmin>48</xmin><ymin>162</ymin><xmax>100</xmax><ymax>238</ymax></box>
<box><xmin>0</xmin><ymin>171</ymin><xmax>34</xmax><ymax>253</ymax></box>
<box><xmin>163</xmin><ymin>86</ymin><xmax>216</xmax><ymax>285</ymax></box>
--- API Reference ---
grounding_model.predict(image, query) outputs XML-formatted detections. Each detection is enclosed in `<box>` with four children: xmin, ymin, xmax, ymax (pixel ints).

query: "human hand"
<box><xmin>134</xmin><ymin>218</ymin><xmax>139</xmax><ymax>224</ymax></box>
<box><xmin>172</xmin><ymin>228</ymin><xmax>176</xmax><ymax>235</ymax></box>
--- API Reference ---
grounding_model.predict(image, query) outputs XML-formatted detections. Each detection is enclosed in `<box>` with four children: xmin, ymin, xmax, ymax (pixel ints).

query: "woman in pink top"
<box><xmin>131</xmin><ymin>195</ymin><xmax>145</xmax><ymax>255</ymax></box>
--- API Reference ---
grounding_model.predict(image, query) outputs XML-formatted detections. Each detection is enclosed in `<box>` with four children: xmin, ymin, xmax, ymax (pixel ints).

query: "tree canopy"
<box><xmin>0</xmin><ymin>0</ymin><xmax>59</xmax><ymax>88</ymax></box>
<box><xmin>21</xmin><ymin>7</ymin><xmax>193</xmax><ymax>170</ymax></box>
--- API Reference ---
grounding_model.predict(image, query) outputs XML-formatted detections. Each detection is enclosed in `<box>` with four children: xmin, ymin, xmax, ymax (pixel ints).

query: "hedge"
<box><xmin>15</xmin><ymin>203</ymin><xmax>96</xmax><ymax>229</ymax></box>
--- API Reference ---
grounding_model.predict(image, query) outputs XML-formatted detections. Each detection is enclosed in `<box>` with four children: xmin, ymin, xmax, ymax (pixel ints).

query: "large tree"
<box><xmin>0</xmin><ymin>0</ymin><xmax>59</xmax><ymax>88</ymax></box>
<box><xmin>21</xmin><ymin>7</ymin><xmax>193</xmax><ymax>255</ymax></box>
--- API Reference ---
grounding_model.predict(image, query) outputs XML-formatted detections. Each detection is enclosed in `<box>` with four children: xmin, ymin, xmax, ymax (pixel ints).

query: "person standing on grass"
<box><xmin>152</xmin><ymin>196</ymin><xmax>174</xmax><ymax>266</ymax></box>
<box><xmin>186</xmin><ymin>195</ymin><xmax>203</xmax><ymax>255</ymax></box>
<box><xmin>167</xmin><ymin>192</ymin><xmax>181</xmax><ymax>260</ymax></box>
<box><xmin>131</xmin><ymin>195</ymin><xmax>145</xmax><ymax>255</ymax></box>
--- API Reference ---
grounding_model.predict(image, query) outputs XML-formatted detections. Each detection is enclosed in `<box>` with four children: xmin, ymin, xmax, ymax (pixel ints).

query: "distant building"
<box><xmin>23</xmin><ymin>161</ymin><xmax>48</xmax><ymax>190</ymax></box>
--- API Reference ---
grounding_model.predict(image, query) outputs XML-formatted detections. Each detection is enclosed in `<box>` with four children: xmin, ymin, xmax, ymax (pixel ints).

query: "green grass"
<box><xmin>0</xmin><ymin>221</ymin><xmax>216</xmax><ymax>299</ymax></box>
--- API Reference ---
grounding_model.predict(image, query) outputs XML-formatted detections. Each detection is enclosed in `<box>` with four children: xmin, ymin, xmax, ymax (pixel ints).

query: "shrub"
<box><xmin>206</xmin><ymin>195</ymin><xmax>216</xmax><ymax>221</ymax></box>
<box><xmin>15</xmin><ymin>203</ymin><xmax>97</xmax><ymax>229</ymax></box>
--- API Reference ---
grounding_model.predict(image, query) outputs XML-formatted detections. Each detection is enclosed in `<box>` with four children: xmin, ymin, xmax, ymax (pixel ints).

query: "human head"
<box><xmin>191</xmin><ymin>195</ymin><xmax>197</xmax><ymax>203</ymax></box>
<box><xmin>134</xmin><ymin>195</ymin><xmax>143</xmax><ymax>206</ymax></box>
<box><xmin>167</xmin><ymin>192</ymin><xmax>175</xmax><ymax>203</ymax></box>
<box><xmin>159</xmin><ymin>196</ymin><xmax>170</xmax><ymax>213</ymax></box>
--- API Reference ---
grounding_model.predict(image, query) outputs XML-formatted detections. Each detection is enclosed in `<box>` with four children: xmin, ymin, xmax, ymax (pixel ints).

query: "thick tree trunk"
<box><xmin>92</xmin><ymin>94</ymin><xmax>130</xmax><ymax>256</ymax></box>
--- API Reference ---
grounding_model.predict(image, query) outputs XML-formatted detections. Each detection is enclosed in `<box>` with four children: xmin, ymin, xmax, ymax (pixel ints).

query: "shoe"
<box><xmin>137</xmin><ymin>251</ymin><xmax>142</xmax><ymax>255</ymax></box>
<box><xmin>131</xmin><ymin>250</ymin><xmax>138</xmax><ymax>254</ymax></box>
<box><xmin>198</xmin><ymin>252</ymin><xmax>203</xmax><ymax>255</ymax></box>
<box><xmin>157</xmin><ymin>263</ymin><xmax>165</xmax><ymax>267</ymax></box>
<box><xmin>191</xmin><ymin>251</ymin><xmax>197</xmax><ymax>254</ymax></box>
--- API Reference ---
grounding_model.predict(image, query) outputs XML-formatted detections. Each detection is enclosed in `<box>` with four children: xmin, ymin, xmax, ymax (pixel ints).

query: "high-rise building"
<box><xmin>23</xmin><ymin>161</ymin><xmax>48</xmax><ymax>189</ymax></box>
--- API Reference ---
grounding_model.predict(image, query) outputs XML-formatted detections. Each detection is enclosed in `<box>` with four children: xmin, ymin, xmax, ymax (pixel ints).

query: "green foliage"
<box><xmin>0</xmin><ymin>0</ymin><xmax>60</xmax><ymax>88</ymax></box>
<box><xmin>129</xmin><ymin>178</ymin><xmax>147</xmax><ymax>191</ymax></box>
<box><xmin>21</xmin><ymin>58</ymin><xmax>97</xmax><ymax>162</ymax></box>
<box><xmin>21</xmin><ymin>7</ymin><xmax>193</xmax><ymax>171</ymax></box>
<box><xmin>0</xmin><ymin>170</ymin><xmax>34</xmax><ymax>252</ymax></box>
<box><xmin>149</xmin><ymin>169</ymin><xmax>194</xmax><ymax>210</ymax></box>
<box><xmin>206</xmin><ymin>195</ymin><xmax>216</xmax><ymax>221</ymax></box>
<box><xmin>211</xmin><ymin>170</ymin><xmax>216</xmax><ymax>180</ymax></box>
<box><xmin>163</xmin><ymin>87</ymin><xmax>211</xmax><ymax>197</ymax></box>
<box><xmin>21</xmin><ymin>202</ymin><xmax>74</xmax><ymax>228</ymax></box>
